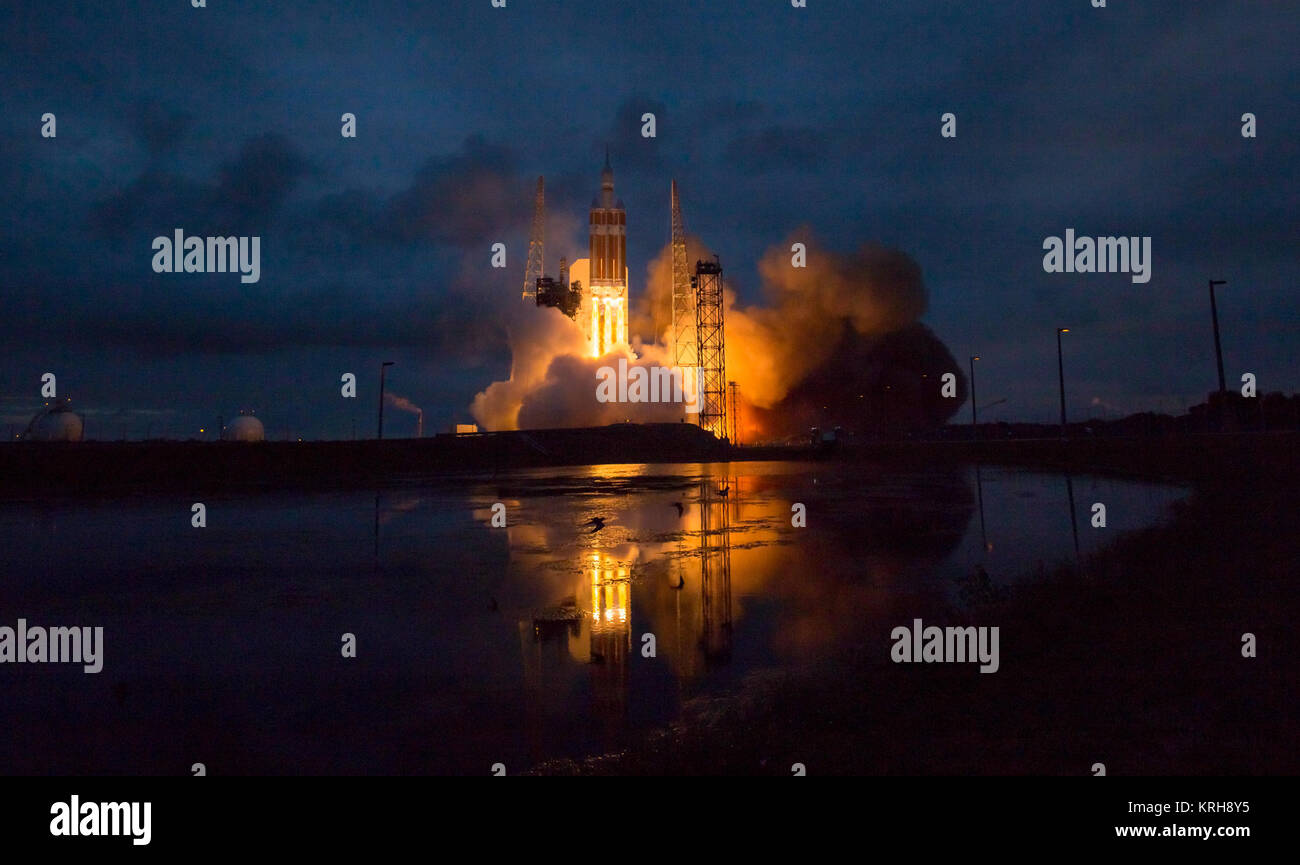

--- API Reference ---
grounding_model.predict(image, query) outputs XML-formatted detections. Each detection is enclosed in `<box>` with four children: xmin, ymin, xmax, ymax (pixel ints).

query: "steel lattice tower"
<box><xmin>693</xmin><ymin>257</ymin><xmax>727</xmax><ymax>440</ymax></box>
<box><xmin>521</xmin><ymin>176</ymin><xmax>544</xmax><ymax>301</ymax></box>
<box><xmin>670</xmin><ymin>181</ymin><xmax>695</xmax><ymax>377</ymax></box>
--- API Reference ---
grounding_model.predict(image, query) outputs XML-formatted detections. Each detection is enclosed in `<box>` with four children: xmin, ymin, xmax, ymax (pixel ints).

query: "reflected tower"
<box><xmin>699</xmin><ymin>478</ymin><xmax>734</xmax><ymax>664</ymax></box>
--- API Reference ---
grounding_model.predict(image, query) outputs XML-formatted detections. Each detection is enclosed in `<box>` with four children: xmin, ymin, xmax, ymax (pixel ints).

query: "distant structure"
<box><xmin>522</xmin><ymin>176</ymin><xmax>545</xmax><ymax>301</ymax></box>
<box><xmin>450</xmin><ymin>423</ymin><xmax>479</xmax><ymax>435</ymax></box>
<box><xmin>694</xmin><ymin>258</ymin><xmax>727</xmax><ymax>440</ymax></box>
<box><xmin>670</xmin><ymin>180</ymin><xmax>696</xmax><ymax>376</ymax></box>
<box><xmin>222</xmin><ymin>412</ymin><xmax>265</xmax><ymax>442</ymax></box>
<box><xmin>21</xmin><ymin>399</ymin><xmax>83</xmax><ymax>442</ymax></box>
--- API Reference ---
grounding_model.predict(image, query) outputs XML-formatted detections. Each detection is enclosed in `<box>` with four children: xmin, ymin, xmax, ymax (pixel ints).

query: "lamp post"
<box><xmin>1056</xmin><ymin>328</ymin><xmax>1069</xmax><ymax>437</ymax></box>
<box><xmin>1208</xmin><ymin>280</ymin><xmax>1227</xmax><ymax>395</ymax></box>
<box><xmin>969</xmin><ymin>355</ymin><xmax>980</xmax><ymax>438</ymax></box>
<box><xmin>377</xmin><ymin>361</ymin><xmax>394</xmax><ymax>439</ymax></box>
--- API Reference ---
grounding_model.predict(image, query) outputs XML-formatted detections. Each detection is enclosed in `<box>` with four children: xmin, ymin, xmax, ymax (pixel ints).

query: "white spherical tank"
<box><xmin>29</xmin><ymin>407</ymin><xmax>84</xmax><ymax>442</ymax></box>
<box><xmin>223</xmin><ymin>415</ymin><xmax>265</xmax><ymax>442</ymax></box>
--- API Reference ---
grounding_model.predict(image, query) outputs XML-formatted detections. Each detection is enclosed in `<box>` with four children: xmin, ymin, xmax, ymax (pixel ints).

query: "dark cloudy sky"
<box><xmin>2</xmin><ymin>0</ymin><xmax>1295</xmax><ymax>439</ymax></box>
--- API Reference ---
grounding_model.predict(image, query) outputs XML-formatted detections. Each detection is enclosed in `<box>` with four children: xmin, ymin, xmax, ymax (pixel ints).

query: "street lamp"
<box><xmin>1208</xmin><ymin>280</ymin><xmax>1227</xmax><ymax>394</ymax></box>
<box><xmin>377</xmin><ymin>361</ymin><xmax>395</xmax><ymax>439</ymax></box>
<box><xmin>969</xmin><ymin>355</ymin><xmax>980</xmax><ymax>438</ymax></box>
<box><xmin>1056</xmin><ymin>328</ymin><xmax>1070</xmax><ymax>437</ymax></box>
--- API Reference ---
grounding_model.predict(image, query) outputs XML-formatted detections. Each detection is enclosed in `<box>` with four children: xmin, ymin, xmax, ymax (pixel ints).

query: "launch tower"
<box><xmin>693</xmin><ymin>257</ymin><xmax>727</xmax><ymax>440</ymax></box>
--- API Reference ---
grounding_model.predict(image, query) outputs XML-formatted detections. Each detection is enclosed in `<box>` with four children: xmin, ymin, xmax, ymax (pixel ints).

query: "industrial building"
<box><xmin>222</xmin><ymin>412</ymin><xmax>265</xmax><ymax>442</ymax></box>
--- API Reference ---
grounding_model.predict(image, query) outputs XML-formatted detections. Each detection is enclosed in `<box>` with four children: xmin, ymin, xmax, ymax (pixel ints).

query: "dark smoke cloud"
<box><xmin>751</xmin><ymin>322</ymin><xmax>967</xmax><ymax>438</ymax></box>
<box><xmin>727</xmin><ymin>235</ymin><xmax>930</xmax><ymax>408</ymax></box>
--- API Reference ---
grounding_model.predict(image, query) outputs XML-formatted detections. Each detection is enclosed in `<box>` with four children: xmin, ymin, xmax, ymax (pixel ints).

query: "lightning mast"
<box><xmin>728</xmin><ymin>381</ymin><xmax>739</xmax><ymax>445</ymax></box>
<box><xmin>670</xmin><ymin>181</ymin><xmax>696</xmax><ymax>376</ymax></box>
<box><xmin>522</xmin><ymin>176</ymin><xmax>544</xmax><ymax>301</ymax></box>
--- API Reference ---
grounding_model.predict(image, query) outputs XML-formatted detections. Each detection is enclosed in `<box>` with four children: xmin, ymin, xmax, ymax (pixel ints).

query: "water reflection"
<box><xmin>1064</xmin><ymin>472</ymin><xmax>1081</xmax><ymax>564</ymax></box>
<box><xmin>0</xmin><ymin>460</ymin><xmax>1188</xmax><ymax>774</ymax></box>
<box><xmin>975</xmin><ymin>462</ymin><xmax>990</xmax><ymax>556</ymax></box>
<box><xmin>518</xmin><ymin>473</ymin><xmax>738</xmax><ymax>747</ymax></box>
<box><xmin>698</xmin><ymin>477</ymin><xmax>734</xmax><ymax>666</ymax></box>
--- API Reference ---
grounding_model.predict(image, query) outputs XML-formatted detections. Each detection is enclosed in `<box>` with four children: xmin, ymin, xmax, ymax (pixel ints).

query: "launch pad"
<box><xmin>524</xmin><ymin>161</ymin><xmax>730</xmax><ymax>439</ymax></box>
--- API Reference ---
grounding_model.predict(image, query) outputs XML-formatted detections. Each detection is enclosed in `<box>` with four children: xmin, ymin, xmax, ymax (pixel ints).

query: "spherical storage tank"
<box><xmin>222</xmin><ymin>415</ymin><xmax>265</xmax><ymax>442</ymax></box>
<box><xmin>27</xmin><ymin>406</ymin><xmax>84</xmax><ymax>441</ymax></box>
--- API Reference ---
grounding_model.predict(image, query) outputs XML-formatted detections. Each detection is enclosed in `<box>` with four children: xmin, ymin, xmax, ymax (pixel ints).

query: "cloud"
<box><xmin>603</xmin><ymin>94</ymin><xmax>668</xmax><ymax>173</ymax></box>
<box><xmin>723</xmin><ymin>126</ymin><xmax>829</xmax><ymax>172</ymax></box>
<box><xmin>380</xmin><ymin>134</ymin><xmax>521</xmax><ymax>247</ymax></box>
<box><xmin>127</xmin><ymin>101</ymin><xmax>193</xmax><ymax>155</ymax></box>
<box><xmin>88</xmin><ymin>133</ymin><xmax>309</xmax><ymax>238</ymax></box>
<box><xmin>212</xmin><ymin>133</ymin><xmax>310</xmax><ymax>223</ymax></box>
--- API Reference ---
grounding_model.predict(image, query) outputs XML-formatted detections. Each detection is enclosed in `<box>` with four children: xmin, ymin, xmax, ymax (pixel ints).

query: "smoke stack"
<box><xmin>384</xmin><ymin>392</ymin><xmax>423</xmax><ymax>438</ymax></box>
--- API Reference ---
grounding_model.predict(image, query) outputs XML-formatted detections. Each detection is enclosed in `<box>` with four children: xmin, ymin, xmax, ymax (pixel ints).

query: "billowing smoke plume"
<box><xmin>749</xmin><ymin>321</ymin><xmax>965</xmax><ymax>440</ymax></box>
<box><xmin>517</xmin><ymin>344</ymin><xmax>695</xmax><ymax>429</ymax></box>
<box><xmin>726</xmin><ymin>235</ymin><xmax>926</xmax><ymax>407</ymax></box>
<box><xmin>629</xmin><ymin>233</ymin><xmax>713</xmax><ymax>347</ymax></box>
<box><xmin>726</xmin><ymin>235</ymin><xmax>964</xmax><ymax>439</ymax></box>
<box><xmin>471</xmin><ymin>231</ymin><xmax>964</xmax><ymax>438</ymax></box>
<box><xmin>470</xmin><ymin>304</ymin><xmax>589</xmax><ymax>430</ymax></box>
<box><xmin>471</xmin><ymin>303</ymin><xmax>697</xmax><ymax>430</ymax></box>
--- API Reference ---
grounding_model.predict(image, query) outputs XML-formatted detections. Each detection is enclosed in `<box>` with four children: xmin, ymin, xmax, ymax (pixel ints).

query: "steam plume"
<box><xmin>384</xmin><ymin>393</ymin><xmax>422</xmax><ymax>415</ymax></box>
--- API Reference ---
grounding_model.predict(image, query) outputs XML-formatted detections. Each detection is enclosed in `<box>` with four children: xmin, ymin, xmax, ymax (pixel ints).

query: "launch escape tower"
<box><xmin>693</xmin><ymin>257</ymin><xmax>727</xmax><ymax>440</ymax></box>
